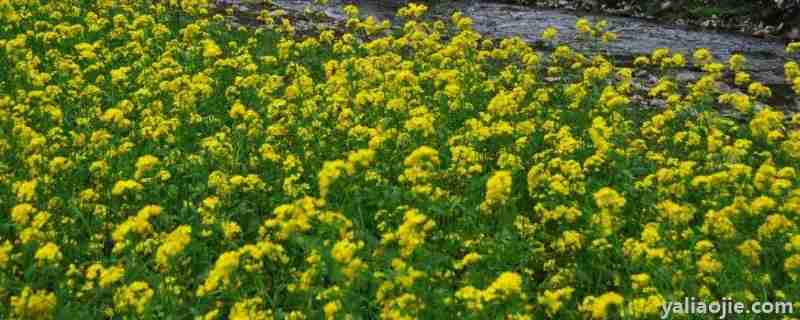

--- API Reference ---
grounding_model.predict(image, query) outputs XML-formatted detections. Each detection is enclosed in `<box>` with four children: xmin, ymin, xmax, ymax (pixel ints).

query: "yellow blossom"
<box><xmin>34</xmin><ymin>242</ymin><xmax>62</xmax><ymax>266</ymax></box>
<box><xmin>114</xmin><ymin>281</ymin><xmax>153</xmax><ymax>314</ymax></box>
<box><xmin>582</xmin><ymin>292</ymin><xmax>624</xmax><ymax>319</ymax></box>
<box><xmin>197</xmin><ymin>251</ymin><xmax>241</xmax><ymax>296</ymax></box>
<box><xmin>155</xmin><ymin>225</ymin><xmax>192</xmax><ymax>270</ymax></box>
<box><xmin>593</xmin><ymin>187</ymin><xmax>625</xmax><ymax>211</ymax></box>
<box><xmin>481</xmin><ymin>170</ymin><xmax>513</xmax><ymax>212</ymax></box>
<box><xmin>11</xmin><ymin>287</ymin><xmax>57</xmax><ymax>320</ymax></box>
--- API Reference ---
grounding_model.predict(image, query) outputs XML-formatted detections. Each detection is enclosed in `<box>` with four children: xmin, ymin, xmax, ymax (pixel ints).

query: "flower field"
<box><xmin>2</xmin><ymin>0</ymin><xmax>800</xmax><ymax>319</ymax></box>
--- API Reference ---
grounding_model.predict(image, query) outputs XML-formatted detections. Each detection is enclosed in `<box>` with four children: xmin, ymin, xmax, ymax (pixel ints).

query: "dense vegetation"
<box><xmin>1</xmin><ymin>0</ymin><xmax>800</xmax><ymax>319</ymax></box>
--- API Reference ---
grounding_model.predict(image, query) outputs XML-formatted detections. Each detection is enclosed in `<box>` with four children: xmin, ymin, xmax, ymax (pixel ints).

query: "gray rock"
<box><xmin>675</xmin><ymin>71</ymin><xmax>701</xmax><ymax>83</ymax></box>
<box><xmin>260</xmin><ymin>0</ymin><xmax>796</xmax><ymax>108</ymax></box>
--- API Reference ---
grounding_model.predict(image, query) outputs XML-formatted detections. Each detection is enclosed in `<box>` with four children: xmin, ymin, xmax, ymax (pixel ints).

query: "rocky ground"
<box><xmin>503</xmin><ymin>0</ymin><xmax>800</xmax><ymax>41</ymax></box>
<box><xmin>213</xmin><ymin>0</ymin><xmax>800</xmax><ymax>112</ymax></box>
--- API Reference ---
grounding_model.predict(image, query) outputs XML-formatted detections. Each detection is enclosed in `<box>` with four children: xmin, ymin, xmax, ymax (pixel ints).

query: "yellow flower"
<box><xmin>450</xmin><ymin>145</ymin><xmax>483</xmax><ymax>177</ymax></box>
<box><xmin>728</xmin><ymin>54</ymin><xmax>746</xmax><ymax>71</ymax></box>
<box><xmin>751</xmin><ymin>196</ymin><xmax>776</xmax><ymax>215</ymax></box>
<box><xmin>542</xmin><ymin>27</ymin><xmax>558</xmax><ymax>41</ymax></box>
<box><xmin>331</xmin><ymin>239</ymin><xmax>361</xmax><ymax>263</ymax></box>
<box><xmin>343</xmin><ymin>4</ymin><xmax>359</xmax><ymax>18</ymax></box>
<box><xmin>633</xmin><ymin>56</ymin><xmax>650</xmax><ymax>66</ymax></box>
<box><xmin>14</xmin><ymin>179</ymin><xmax>38</xmax><ymax>202</ymax></box>
<box><xmin>404</xmin><ymin>107</ymin><xmax>436</xmax><ymax>136</ymax></box>
<box><xmin>455</xmin><ymin>16</ymin><xmax>473</xmax><ymax>30</ymax></box>
<box><xmin>487</xmin><ymin>90</ymin><xmax>519</xmax><ymax>116</ymax></box>
<box><xmin>656</xmin><ymin>200</ymin><xmax>694</xmax><ymax>225</ymax></box>
<box><xmin>98</xmin><ymin>266</ymin><xmax>126</xmax><ymax>289</ymax></box>
<box><xmin>582</xmin><ymin>292</ymin><xmax>624</xmax><ymax>319</ymax></box>
<box><xmin>792</xmin><ymin>76</ymin><xmax>800</xmax><ymax>94</ymax></box>
<box><xmin>134</xmin><ymin>155</ymin><xmax>160</xmax><ymax>179</ymax></box>
<box><xmin>734</xmin><ymin>71</ymin><xmax>751</xmax><ymax>85</ymax></box>
<box><xmin>538</xmin><ymin>287</ymin><xmax>574</xmax><ymax>315</ymax></box>
<box><xmin>454</xmin><ymin>252</ymin><xmax>482</xmax><ymax>269</ymax></box>
<box><xmin>786</xmin><ymin>254</ymin><xmax>800</xmax><ymax>280</ymax></box>
<box><xmin>112</xmin><ymin>205</ymin><xmax>162</xmax><ymax>249</ymax></box>
<box><xmin>661</xmin><ymin>53</ymin><xmax>685</xmax><ymax>68</ymax></box>
<box><xmin>403</xmin><ymin>146</ymin><xmax>440</xmax><ymax>168</ymax></box>
<box><xmin>34</xmin><ymin>242</ymin><xmax>62</xmax><ymax>266</ymax></box>
<box><xmin>787</xmin><ymin>61</ymin><xmax>800</xmax><ymax>79</ymax></box>
<box><xmin>48</xmin><ymin>156</ymin><xmax>71</xmax><ymax>174</ymax></box>
<box><xmin>786</xmin><ymin>41</ymin><xmax>800</xmax><ymax>54</ymax></box>
<box><xmin>576</xmin><ymin>18</ymin><xmax>592</xmax><ymax>35</ymax></box>
<box><xmin>481</xmin><ymin>170</ymin><xmax>513</xmax><ymax>212</ymax></box>
<box><xmin>601</xmin><ymin>31</ymin><xmax>617</xmax><ymax>43</ymax></box>
<box><xmin>693</xmin><ymin>48</ymin><xmax>713</xmax><ymax>65</ymax></box>
<box><xmin>749</xmin><ymin>108</ymin><xmax>784</xmax><ymax>139</ymax></box>
<box><xmin>0</xmin><ymin>241</ymin><xmax>12</xmax><ymax>268</ymax></box>
<box><xmin>111</xmin><ymin>179</ymin><xmax>144</xmax><ymax>196</ymax></box>
<box><xmin>630</xmin><ymin>273</ymin><xmax>650</xmax><ymax>290</ymax></box>
<box><xmin>697</xmin><ymin>253</ymin><xmax>723</xmax><ymax>274</ymax></box>
<box><xmin>323</xmin><ymin>300</ymin><xmax>341</xmax><ymax>319</ymax></box>
<box><xmin>222</xmin><ymin>221</ymin><xmax>241</xmax><ymax>240</ymax></box>
<box><xmin>155</xmin><ymin>225</ymin><xmax>192</xmax><ymax>270</ymax></box>
<box><xmin>100</xmin><ymin>108</ymin><xmax>130</xmax><ymax>128</ymax></box>
<box><xmin>201</xmin><ymin>39</ymin><xmax>222</xmax><ymax>58</ymax></box>
<box><xmin>593</xmin><ymin>187</ymin><xmax>626</xmax><ymax>211</ymax></box>
<box><xmin>318</xmin><ymin>160</ymin><xmax>354</xmax><ymax>199</ymax></box>
<box><xmin>628</xmin><ymin>295</ymin><xmax>665</xmax><ymax>318</ymax></box>
<box><xmin>10</xmin><ymin>203</ymin><xmax>37</xmax><ymax>226</ymax></box>
<box><xmin>787</xmin><ymin>234</ymin><xmax>800</xmax><ymax>252</ymax></box>
<box><xmin>11</xmin><ymin>287</ymin><xmax>57</xmax><ymax>320</ymax></box>
<box><xmin>229</xmin><ymin>297</ymin><xmax>272</xmax><ymax>320</ymax></box>
<box><xmin>737</xmin><ymin>239</ymin><xmax>762</xmax><ymax>265</ymax></box>
<box><xmin>197</xmin><ymin>309</ymin><xmax>221</xmax><ymax>320</ymax></box>
<box><xmin>382</xmin><ymin>208</ymin><xmax>435</xmax><ymax>257</ymax></box>
<box><xmin>651</xmin><ymin>48</ymin><xmax>671</xmax><ymax>64</ymax></box>
<box><xmin>397</xmin><ymin>3</ymin><xmax>428</xmax><ymax>19</ymax></box>
<box><xmin>347</xmin><ymin>148</ymin><xmax>376</xmax><ymax>168</ymax></box>
<box><xmin>748</xmin><ymin>82</ymin><xmax>772</xmax><ymax>98</ymax></box>
<box><xmin>110</xmin><ymin>66</ymin><xmax>131</xmax><ymax>85</ymax></box>
<box><xmin>455</xmin><ymin>286</ymin><xmax>484</xmax><ymax>311</ymax></box>
<box><xmin>758</xmin><ymin>214</ymin><xmax>795</xmax><ymax>239</ymax></box>
<box><xmin>197</xmin><ymin>251</ymin><xmax>241</xmax><ymax>296</ymax></box>
<box><xmin>484</xmin><ymin>271</ymin><xmax>523</xmax><ymax>300</ymax></box>
<box><xmin>114</xmin><ymin>281</ymin><xmax>153</xmax><ymax>314</ymax></box>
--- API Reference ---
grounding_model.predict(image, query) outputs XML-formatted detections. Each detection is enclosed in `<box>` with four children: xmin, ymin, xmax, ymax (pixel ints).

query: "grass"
<box><xmin>0</xmin><ymin>1</ymin><xmax>799</xmax><ymax>319</ymax></box>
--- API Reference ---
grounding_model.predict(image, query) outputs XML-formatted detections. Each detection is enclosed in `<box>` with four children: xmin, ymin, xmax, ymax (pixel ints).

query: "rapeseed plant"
<box><xmin>0</xmin><ymin>1</ymin><xmax>799</xmax><ymax>319</ymax></box>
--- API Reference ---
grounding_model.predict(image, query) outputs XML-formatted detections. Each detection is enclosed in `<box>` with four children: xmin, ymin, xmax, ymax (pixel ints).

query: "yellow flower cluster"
<box><xmin>580</xmin><ymin>292</ymin><xmax>624</xmax><ymax>319</ymax></box>
<box><xmin>229</xmin><ymin>297</ymin><xmax>273</xmax><ymax>320</ymax></box>
<box><xmin>155</xmin><ymin>225</ymin><xmax>192</xmax><ymax>270</ymax></box>
<box><xmin>11</xmin><ymin>287</ymin><xmax>57</xmax><ymax>320</ymax></box>
<box><xmin>1</xmin><ymin>1</ymin><xmax>799</xmax><ymax>318</ymax></box>
<box><xmin>114</xmin><ymin>281</ymin><xmax>154</xmax><ymax>315</ymax></box>
<box><xmin>382</xmin><ymin>209</ymin><xmax>436</xmax><ymax>257</ymax></box>
<box><xmin>480</xmin><ymin>170</ymin><xmax>513</xmax><ymax>212</ymax></box>
<box><xmin>112</xmin><ymin>205</ymin><xmax>162</xmax><ymax>252</ymax></box>
<box><xmin>85</xmin><ymin>264</ymin><xmax>126</xmax><ymax>289</ymax></box>
<box><xmin>196</xmin><ymin>251</ymin><xmax>241</xmax><ymax>297</ymax></box>
<box><xmin>34</xmin><ymin>242</ymin><xmax>62</xmax><ymax>266</ymax></box>
<box><xmin>788</xmin><ymin>42</ymin><xmax>800</xmax><ymax>94</ymax></box>
<box><xmin>456</xmin><ymin>271</ymin><xmax>525</xmax><ymax>311</ymax></box>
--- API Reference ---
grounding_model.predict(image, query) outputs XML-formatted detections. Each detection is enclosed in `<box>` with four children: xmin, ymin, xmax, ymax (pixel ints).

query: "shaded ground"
<box><xmin>500</xmin><ymin>0</ymin><xmax>800</xmax><ymax>40</ymax></box>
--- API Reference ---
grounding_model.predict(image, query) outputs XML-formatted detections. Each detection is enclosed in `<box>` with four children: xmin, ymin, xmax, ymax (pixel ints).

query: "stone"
<box><xmin>675</xmin><ymin>71</ymin><xmax>701</xmax><ymax>83</ymax></box>
<box><xmin>786</xmin><ymin>27</ymin><xmax>800</xmax><ymax>41</ymax></box>
<box><xmin>259</xmin><ymin>0</ymin><xmax>797</xmax><ymax>108</ymax></box>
